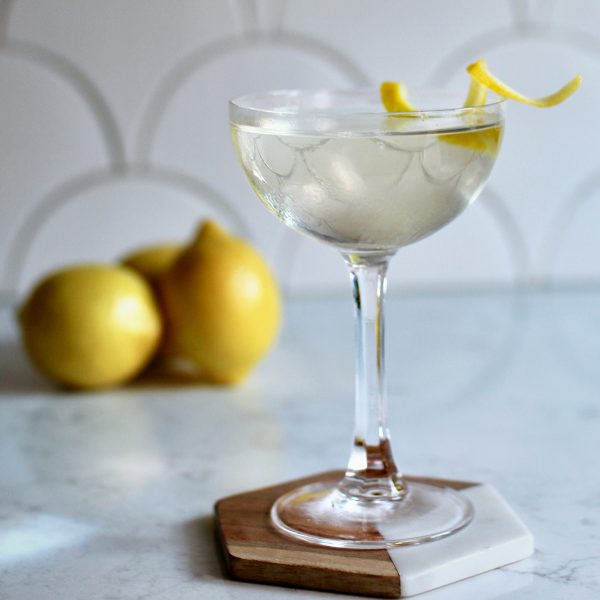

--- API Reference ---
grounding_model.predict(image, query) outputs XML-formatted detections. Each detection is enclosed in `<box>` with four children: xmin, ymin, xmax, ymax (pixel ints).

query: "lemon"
<box><xmin>18</xmin><ymin>264</ymin><xmax>162</xmax><ymax>389</ymax></box>
<box><xmin>158</xmin><ymin>220</ymin><xmax>281</xmax><ymax>384</ymax></box>
<box><xmin>121</xmin><ymin>243</ymin><xmax>182</xmax><ymax>358</ymax></box>
<box><xmin>121</xmin><ymin>244</ymin><xmax>182</xmax><ymax>285</ymax></box>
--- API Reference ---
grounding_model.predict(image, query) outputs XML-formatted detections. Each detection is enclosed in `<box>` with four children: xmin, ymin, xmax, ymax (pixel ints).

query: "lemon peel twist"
<box><xmin>380</xmin><ymin>59</ymin><xmax>581</xmax><ymax>154</ymax></box>
<box><xmin>380</xmin><ymin>81</ymin><xmax>418</xmax><ymax>113</ymax></box>
<box><xmin>466</xmin><ymin>58</ymin><xmax>582</xmax><ymax>107</ymax></box>
<box><xmin>463</xmin><ymin>77</ymin><xmax>488</xmax><ymax>107</ymax></box>
<box><xmin>380</xmin><ymin>77</ymin><xmax>500</xmax><ymax>154</ymax></box>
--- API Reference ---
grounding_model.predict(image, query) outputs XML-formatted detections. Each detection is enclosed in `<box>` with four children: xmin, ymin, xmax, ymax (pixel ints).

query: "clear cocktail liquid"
<box><xmin>232</xmin><ymin>122</ymin><xmax>502</xmax><ymax>252</ymax></box>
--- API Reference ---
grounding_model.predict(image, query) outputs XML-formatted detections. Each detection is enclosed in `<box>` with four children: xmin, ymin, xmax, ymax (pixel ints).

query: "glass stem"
<box><xmin>340</xmin><ymin>253</ymin><xmax>406</xmax><ymax>501</ymax></box>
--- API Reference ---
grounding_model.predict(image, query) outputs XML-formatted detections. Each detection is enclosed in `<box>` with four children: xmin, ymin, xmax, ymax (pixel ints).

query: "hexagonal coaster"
<box><xmin>215</xmin><ymin>471</ymin><xmax>533</xmax><ymax>598</ymax></box>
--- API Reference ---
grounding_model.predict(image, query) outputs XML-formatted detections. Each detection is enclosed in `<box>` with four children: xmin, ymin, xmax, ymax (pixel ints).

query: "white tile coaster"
<box><xmin>383</xmin><ymin>484</ymin><xmax>534</xmax><ymax>597</ymax></box>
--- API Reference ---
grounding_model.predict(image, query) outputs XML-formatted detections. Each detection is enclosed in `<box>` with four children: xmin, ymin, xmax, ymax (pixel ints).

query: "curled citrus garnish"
<box><xmin>380</xmin><ymin>58</ymin><xmax>581</xmax><ymax>154</ymax></box>
<box><xmin>380</xmin><ymin>81</ymin><xmax>417</xmax><ymax>113</ymax></box>
<box><xmin>463</xmin><ymin>77</ymin><xmax>487</xmax><ymax>107</ymax></box>
<box><xmin>438</xmin><ymin>125</ymin><xmax>501</xmax><ymax>153</ymax></box>
<box><xmin>466</xmin><ymin>58</ymin><xmax>582</xmax><ymax>108</ymax></box>
<box><xmin>379</xmin><ymin>77</ymin><xmax>501</xmax><ymax>153</ymax></box>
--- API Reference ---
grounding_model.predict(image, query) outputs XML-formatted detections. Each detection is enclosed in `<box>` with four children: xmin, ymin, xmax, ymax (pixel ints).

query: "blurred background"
<box><xmin>0</xmin><ymin>0</ymin><xmax>598</xmax><ymax>302</ymax></box>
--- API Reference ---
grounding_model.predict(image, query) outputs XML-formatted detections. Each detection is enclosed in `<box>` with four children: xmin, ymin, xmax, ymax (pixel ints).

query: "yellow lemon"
<box><xmin>121</xmin><ymin>243</ymin><xmax>182</xmax><ymax>285</ymax></box>
<box><xmin>18</xmin><ymin>264</ymin><xmax>162</xmax><ymax>389</ymax></box>
<box><xmin>158</xmin><ymin>220</ymin><xmax>281</xmax><ymax>384</ymax></box>
<box><xmin>121</xmin><ymin>243</ymin><xmax>182</xmax><ymax>358</ymax></box>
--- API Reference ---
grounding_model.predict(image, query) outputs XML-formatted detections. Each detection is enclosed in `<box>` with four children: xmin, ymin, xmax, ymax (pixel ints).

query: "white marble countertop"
<box><xmin>1</xmin><ymin>289</ymin><xmax>599</xmax><ymax>599</ymax></box>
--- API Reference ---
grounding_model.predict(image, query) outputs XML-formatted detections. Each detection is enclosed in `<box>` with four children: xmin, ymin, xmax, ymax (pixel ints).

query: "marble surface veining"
<box><xmin>385</xmin><ymin>483</ymin><xmax>534</xmax><ymax>596</ymax></box>
<box><xmin>0</xmin><ymin>289</ymin><xmax>599</xmax><ymax>599</ymax></box>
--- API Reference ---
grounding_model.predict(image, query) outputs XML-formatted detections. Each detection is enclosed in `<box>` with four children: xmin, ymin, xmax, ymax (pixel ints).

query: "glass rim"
<box><xmin>229</xmin><ymin>87</ymin><xmax>506</xmax><ymax>120</ymax></box>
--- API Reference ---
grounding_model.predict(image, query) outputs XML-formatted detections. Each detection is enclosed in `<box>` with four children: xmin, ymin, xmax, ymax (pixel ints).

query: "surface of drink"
<box><xmin>232</xmin><ymin>123</ymin><xmax>502</xmax><ymax>252</ymax></box>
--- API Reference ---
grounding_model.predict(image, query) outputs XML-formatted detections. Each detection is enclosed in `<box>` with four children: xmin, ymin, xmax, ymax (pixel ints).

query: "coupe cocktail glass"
<box><xmin>230</xmin><ymin>89</ymin><xmax>504</xmax><ymax>549</ymax></box>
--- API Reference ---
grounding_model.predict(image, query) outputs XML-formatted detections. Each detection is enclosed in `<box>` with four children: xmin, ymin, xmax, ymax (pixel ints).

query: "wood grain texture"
<box><xmin>215</xmin><ymin>470</ymin><xmax>476</xmax><ymax>598</ymax></box>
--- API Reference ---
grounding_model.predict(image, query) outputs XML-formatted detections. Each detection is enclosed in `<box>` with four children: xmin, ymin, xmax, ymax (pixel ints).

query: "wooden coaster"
<box><xmin>214</xmin><ymin>471</ymin><xmax>508</xmax><ymax>598</ymax></box>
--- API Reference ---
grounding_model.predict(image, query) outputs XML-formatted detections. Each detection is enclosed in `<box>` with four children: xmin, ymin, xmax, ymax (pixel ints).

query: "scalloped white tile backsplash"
<box><xmin>1</xmin><ymin>0</ymin><xmax>598</xmax><ymax>298</ymax></box>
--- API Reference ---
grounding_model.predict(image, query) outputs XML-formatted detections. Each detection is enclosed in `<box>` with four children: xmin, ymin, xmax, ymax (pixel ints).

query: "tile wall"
<box><xmin>1</xmin><ymin>0</ymin><xmax>597</xmax><ymax>299</ymax></box>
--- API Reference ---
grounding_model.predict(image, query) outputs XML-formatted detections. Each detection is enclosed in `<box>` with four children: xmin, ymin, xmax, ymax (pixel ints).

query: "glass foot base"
<box><xmin>271</xmin><ymin>477</ymin><xmax>474</xmax><ymax>549</ymax></box>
